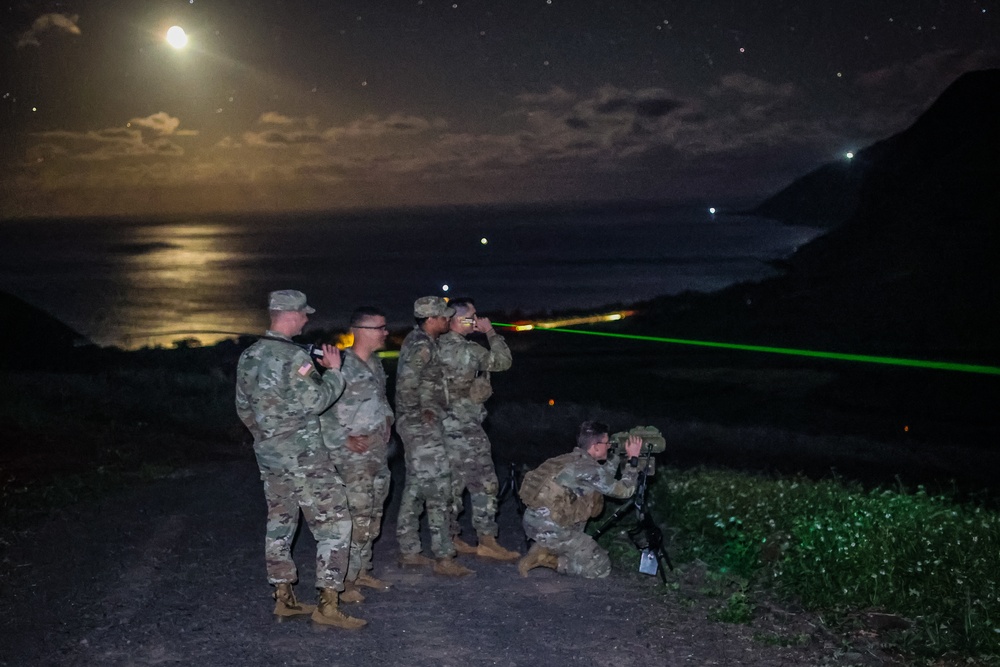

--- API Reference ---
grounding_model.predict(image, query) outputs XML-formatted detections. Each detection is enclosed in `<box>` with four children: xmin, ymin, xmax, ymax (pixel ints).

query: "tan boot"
<box><xmin>310</xmin><ymin>589</ymin><xmax>367</xmax><ymax>630</ymax></box>
<box><xmin>518</xmin><ymin>543</ymin><xmax>558</xmax><ymax>577</ymax></box>
<box><xmin>398</xmin><ymin>552</ymin><xmax>435</xmax><ymax>568</ymax></box>
<box><xmin>355</xmin><ymin>571</ymin><xmax>391</xmax><ymax>590</ymax></box>
<box><xmin>273</xmin><ymin>583</ymin><xmax>315</xmax><ymax>618</ymax></box>
<box><xmin>433</xmin><ymin>556</ymin><xmax>474</xmax><ymax>577</ymax></box>
<box><xmin>452</xmin><ymin>536</ymin><xmax>478</xmax><ymax>555</ymax></box>
<box><xmin>475</xmin><ymin>534</ymin><xmax>520</xmax><ymax>562</ymax></box>
<box><xmin>340</xmin><ymin>582</ymin><xmax>365</xmax><ymax>604</ymax></box>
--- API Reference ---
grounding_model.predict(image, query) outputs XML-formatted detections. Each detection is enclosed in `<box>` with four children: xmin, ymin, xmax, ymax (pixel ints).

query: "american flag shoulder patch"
<box><xmin>297</xmin><ymin>362</ymin><xmax>314</xmax><ymax>377</ymax></box>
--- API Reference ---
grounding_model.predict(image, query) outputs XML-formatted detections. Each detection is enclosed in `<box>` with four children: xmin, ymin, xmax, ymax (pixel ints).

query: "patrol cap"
<box><xmin>413</xmin><ymin>296</ymin><xmax>455</xmax><ymax>318</ymax></box>
<box><xmin>268</xmin><ymin>289</ymin><xmax>315</xmax><ymax>313</ymax></box>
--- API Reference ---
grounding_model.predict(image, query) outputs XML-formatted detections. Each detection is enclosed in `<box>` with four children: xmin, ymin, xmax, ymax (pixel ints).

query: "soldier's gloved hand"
<box><xmin>474</xmin><ymin>317</ymin><xmax>494</xmax><ymax>334</ymax></box>
<box><xmin>346</xmin><ymin>434</ymin><xmax>370</xmax><ymax>453</ymax></box>
<box><xmin>317</xmin><ymin>344</ymin><xmax>342</xmax><ymax>370</ymax></box>
<box><xmin>624</xmin><ymin>434</ymin><xmax>643</xmax><ymax>459</ymax></box>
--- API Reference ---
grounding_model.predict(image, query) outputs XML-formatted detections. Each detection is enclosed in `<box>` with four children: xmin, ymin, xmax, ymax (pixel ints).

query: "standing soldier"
<box><xmin>518</xmin><ymin>421</ymin><xmax>643</xmax><ymax>579</ymax></box>
<box><xmin>394</xmin><ymin>296</ymin><xmax>473</xmax><ymax>576</ymax></box>
<box><xmin>437</xmin><ymin>298</ymin><xmax>519</xmax><ymax>561</ymax></box>
<box><xmin>319</xmin><ymin>307</ymin><xmax>395</xmax><ymax>603</ymax></box>
<box><xmin>235</xmin><ymin>290</ymin><xmax>366</xmax><ymax>630</ymax></box>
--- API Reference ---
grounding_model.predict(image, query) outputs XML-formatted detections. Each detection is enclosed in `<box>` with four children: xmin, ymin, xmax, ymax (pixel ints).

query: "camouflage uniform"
<box><xmin>520</xmin><ymin>448</ymin><xmax>639</xmax><ymax>578</ymax></box>
<box><xmin>394</xmin><ymin>326</ymin><xmax>455</xmax><ymax>558</ymax></box>
<box><xmin>437</xmin><ymin>329</ymin><xmax>512</xmax><ymax>539</ymax></box>
<box><xmin>236</xmin><ymin>331</ymin><xmax>353</xmax><ymax>591</ymax></box>
<box><xmin>319</xmin><ymin>348</ymin><xmax>394</xmax><ymax>581</ymax></box>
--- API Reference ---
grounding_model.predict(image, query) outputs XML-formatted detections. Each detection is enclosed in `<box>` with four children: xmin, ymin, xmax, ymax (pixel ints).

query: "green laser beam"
<box><xmin>492</xmin><ymin>323</ymin><xmax>1000</xmax><ymax>376</ymax></box>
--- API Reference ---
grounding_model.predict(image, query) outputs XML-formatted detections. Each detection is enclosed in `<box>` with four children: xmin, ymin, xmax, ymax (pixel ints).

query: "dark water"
<box><xmin>0</xmin><ymin>205</ymin><xmax>821</xmax><ymax>348</ymax></box>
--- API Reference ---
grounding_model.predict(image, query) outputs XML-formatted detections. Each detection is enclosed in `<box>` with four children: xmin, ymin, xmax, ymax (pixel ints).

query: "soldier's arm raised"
<box><xmin>472</xmin><ymin>317</ymin><xmax>512</xmax><ymax>371</ymax></box>
<box><xmin>289</xmin><ymin>351</ymin><xmax>346</xmax><ymax>415</ymax></box>
<box><xmin>583</xmin><ymin>457</ymin><xmax>640</xmax><ymax>499</ymax></box>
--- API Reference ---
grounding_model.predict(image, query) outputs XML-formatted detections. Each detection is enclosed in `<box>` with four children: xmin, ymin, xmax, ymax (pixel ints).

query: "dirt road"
<box><xmin>0</xmin><ymin>457</ymin><xmax>893</xmax><ymax>666</ymax></box>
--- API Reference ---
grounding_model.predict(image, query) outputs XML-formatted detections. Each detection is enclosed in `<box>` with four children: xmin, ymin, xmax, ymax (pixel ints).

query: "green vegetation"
<box><xmin>647</xmin><ymin>466</ymin><xmax>1000</xmax><ymax>663</ymax></box>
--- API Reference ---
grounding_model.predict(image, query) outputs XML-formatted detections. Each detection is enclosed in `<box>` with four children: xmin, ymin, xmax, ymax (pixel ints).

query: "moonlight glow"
<box><xmin>166</xmin><ymin>26</ymin><xmax>188</xmax><ymax>49</ymax></box>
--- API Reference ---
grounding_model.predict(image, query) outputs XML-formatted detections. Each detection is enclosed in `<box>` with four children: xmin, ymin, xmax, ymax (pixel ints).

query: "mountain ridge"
<box><xmin>647</xmin><ymin>69</ymin><xmax>1000</xmax><ymax>361</ymax></box>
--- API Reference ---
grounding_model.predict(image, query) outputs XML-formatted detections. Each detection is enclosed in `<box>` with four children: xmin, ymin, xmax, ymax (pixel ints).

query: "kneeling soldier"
<box><xmin>517</xmin><ymin>421</ymin><xmax>643</xmax><ymax>579</ymax></box>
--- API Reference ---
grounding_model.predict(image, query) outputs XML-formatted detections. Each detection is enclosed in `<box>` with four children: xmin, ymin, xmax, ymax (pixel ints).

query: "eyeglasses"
<box><xmin>353</xmin><ymin>324</ymin><xmax>388</xmax><ymax>331</ymax></box>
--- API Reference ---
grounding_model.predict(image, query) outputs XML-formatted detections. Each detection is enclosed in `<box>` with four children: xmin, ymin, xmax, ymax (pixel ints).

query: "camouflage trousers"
<box><xmin>443</xmin><ymin>417</ymin><xmax>499</xmax><ymax>538</ymax></box>
<box><xmin>333</xmin><ymin>448</ymin><xmax>391</xmax><ymax>581</ymax></box>
<box><xmin>260</xmin><ymin>466</ymin><xmax>353</xmax><ymax>591</ymax></box>
<box><xmin>395</xmin><ymin>416</ymin><xmax>455</xmax><ymax>558</ymax></box>
<box><xmin>522</xmin><ymin>506</ymin><xmax>612</xmax><ymax>579</ymax></box>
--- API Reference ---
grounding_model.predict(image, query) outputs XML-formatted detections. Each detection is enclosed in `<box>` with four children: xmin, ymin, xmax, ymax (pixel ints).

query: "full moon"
<box><xmin>166</xmin><ymin>26</ymin><xmax>188</xmax><ymax>49</ymax></box>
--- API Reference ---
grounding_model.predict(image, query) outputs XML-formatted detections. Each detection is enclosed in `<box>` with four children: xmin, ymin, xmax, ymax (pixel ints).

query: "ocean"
<box><xmin>0</xmin><ymin>204</ymin><xmax>821</xmax><ymax>348</ymax></box>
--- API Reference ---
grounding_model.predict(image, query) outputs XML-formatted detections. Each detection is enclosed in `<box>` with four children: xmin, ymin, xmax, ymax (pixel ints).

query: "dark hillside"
<box><xmin>752</xmin><ymin>69</ymin><xmax>1000</xmax><ymax>231</ymax></box>
<box><xmin>649</xmin><ymin>69</ymin><xmax>1000</xmax><ymax>360</ymax></box>
<box><xmin>0</xmin><ymin>291</ymin><xmax>92</xmax><ymax>369</ymax></box>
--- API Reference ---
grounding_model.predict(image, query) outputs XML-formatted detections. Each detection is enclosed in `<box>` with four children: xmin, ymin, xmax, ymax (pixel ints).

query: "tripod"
<box><xmin>592</xmin><ymin>462</ymin><xmax>673</xmax><ymax>583</ymax></box>
<box><xmin>496</xmin><ymin>461</ymin><xmax>526</xmax><ymax>515</ymax></box>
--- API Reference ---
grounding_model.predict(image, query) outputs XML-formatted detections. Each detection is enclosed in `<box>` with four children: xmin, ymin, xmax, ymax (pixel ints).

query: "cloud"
<box><xmin>17</xmin><ymin>13</ymin><xmax>81</xmax><ymax>49</ymax></box>
<box><xmin>710</xmin><ymin>73</ymin><xmax>796</xmax><ymax>99</ymax></box>
<box><xmin>28</xmin><ymin>113</ymin><xmax>193</xmax><ymax>161</ymax></box>
<box><xmin>323</xmin><ymin>113</ymin><xmax>445</xmax><ymax>140</ymax></box>
<box><xmin>128</xmin><ymin>112</ymin><xmax>182</xmax><ymax>136</ymax></box>
<box><xmin>258</xmin><ymin>112</ymin><xmax>297</xmax><ymax>125</ymax></box>
<box><xmin>856</xmin><ymin>49</ymin><xmax>998</xmax><ymax>94</ymax></box>
<box><xmin>20</xmin><ymin>62</ymin><xmax>973</xmax><ymax>216</ymax></box>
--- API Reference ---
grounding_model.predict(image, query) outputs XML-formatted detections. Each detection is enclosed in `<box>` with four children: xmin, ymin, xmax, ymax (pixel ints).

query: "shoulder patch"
<box><xmin>297</xmin><ymin>361</ymin><xmax>314</xmax><ymax>377</ymax></box>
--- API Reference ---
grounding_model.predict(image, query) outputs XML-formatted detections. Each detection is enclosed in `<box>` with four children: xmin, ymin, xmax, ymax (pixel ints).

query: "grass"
<box><xmin>2</xmin><ymin>340</ymin><xmax>997</xmax><ymax>664</ymax></box>
<box><xmin>643</xmin><ymin>466</ymin><xmax>1000</xmax><ymax>664</ymax></box>
<box><xmin>0</xmin><ymin>360</ymin><xmax>244</xmax><ymax>525</ymax></box>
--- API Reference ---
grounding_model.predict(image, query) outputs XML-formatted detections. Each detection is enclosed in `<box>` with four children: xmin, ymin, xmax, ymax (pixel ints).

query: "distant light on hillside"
<box><xmin>845</xmin><ymin>152</ymin><xmax>855</xmax><ymax>160</ymax></box>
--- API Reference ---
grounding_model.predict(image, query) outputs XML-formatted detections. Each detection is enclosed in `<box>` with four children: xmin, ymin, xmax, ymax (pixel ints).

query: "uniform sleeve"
<box><xmin>235</xmin><ymin>383</ymin><xmax>255</xmax><ymax>429</ymax></box>
<box><xmin>579</xmin><ymin>458</ymin><xmax>640</xmax><ymax>499</ymax></box>
<box><xmin>395</xmin><ymin>342</ymin><xmax>430</xmax><ymax>413</ymax></box>
<box><xmin>234</xmin><ymin>353</ymin><xmax>259</xmax><ymax>434</ymax></box>
<box><xmin>288</xmin><ymin>352</ymin><xmax>345</xmax><ymax>414</ymax></box>
<box><xmin>479</xmin><ymin>331</ymin><xmax>512</xmax><ymax>371</ymax></box>
<box><xmin>377</xmin><ymin>360</ymin><xmax>395</xmax><ymax>427</ymax></box>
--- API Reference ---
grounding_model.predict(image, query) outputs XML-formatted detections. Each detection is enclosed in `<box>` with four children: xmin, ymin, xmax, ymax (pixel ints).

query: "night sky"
<box><xmin>1</xmin><ymin>0</ymin><xmax>996</xmax><ymax>218</ymax></box>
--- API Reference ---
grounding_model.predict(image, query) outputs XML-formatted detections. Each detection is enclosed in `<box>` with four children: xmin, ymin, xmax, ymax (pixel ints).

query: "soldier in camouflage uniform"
<box><xmin>394</xmin><ymin>296</ymin><xmax>473</xmax><ymax>577</ymax></box>
<box><xmin>437</xmin><ymin>298</ymin><xmax>520</xmax><ymax>562</ymax></box>
<box><xmin>319</xmin><ymin>307</ymin><xmax>395</xmax><ymax>603</ymax></box>
<box><xmin>235</xmin><ymin>290</ymin><xmax>365</xmax><ymax>630</ymax></box>
<box><xmin>517</xmin><ymin>421</ymin><xmax>643</xmax><ymax>579</ymax></box>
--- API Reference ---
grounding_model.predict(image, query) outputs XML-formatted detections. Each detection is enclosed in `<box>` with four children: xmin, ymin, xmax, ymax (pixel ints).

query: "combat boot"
<box><xmin>452</xmin><ymin>536</ymin><xmax>478</xmax><ymax>555</ymax></box>
<box><xmin>398</xmin><ymin>552</ymin><xmax>435</xmax><ymax>567</ymax></box>
<box><xmin>433</xmin><ymin>556</ymin><xmax>474</xmax><ymax>577</ymax></box>
<box><xmin>340</xmin><ymin>582</ymin><xmax>365</xmax><ymax>604</ymax></box>
<box><xmin>518</xmin><ymin>543</ymin><xmax>558</xmax><ymax>577</ymax></box>
<box><xmin>475</xmin><ymin>534</ymin><xmax>520</xmax><ymax>562</ymax></box>
<box><xmin>273</xmin><ymin>583</ymin><xmax>315</xmax><ymax>618</ymax></box>
<box><xmin>355</xmin><ymin>571</ymin><xmax>391</xmax><ymax>590</ymax></box>
<box><xmin>310</xmin><ymin>589</ymin><xmax>367</xmax><ymax>630</ymax></box>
